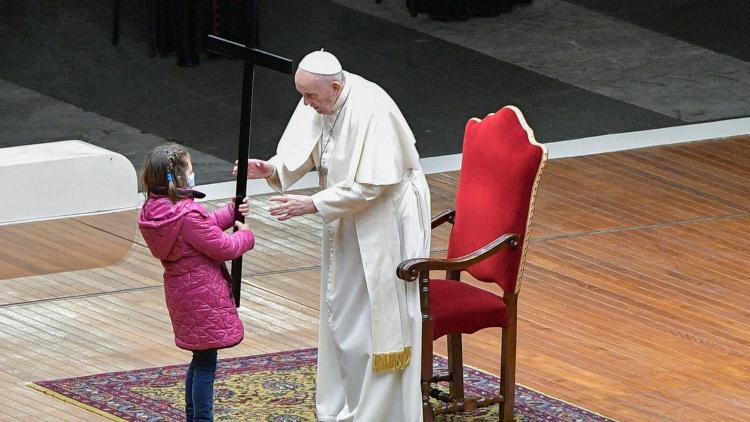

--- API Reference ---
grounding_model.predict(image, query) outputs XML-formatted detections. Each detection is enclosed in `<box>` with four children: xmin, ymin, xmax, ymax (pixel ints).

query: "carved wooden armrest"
<box><xmin>397</xmin><ymin>233</ymin><xmax>519</xmax><ymax>281</ymax></box>
<box><xmin>431</xmin><ymin>209</ymin><xmax>455</xmax><ymax>229</ymax></box>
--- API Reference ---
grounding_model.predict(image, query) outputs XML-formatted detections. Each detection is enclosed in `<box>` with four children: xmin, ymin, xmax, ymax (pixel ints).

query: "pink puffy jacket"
<box><xmin>138</xmin><ymin>195</ymin><xmax>254</xmax><ymax>351</ymax></box>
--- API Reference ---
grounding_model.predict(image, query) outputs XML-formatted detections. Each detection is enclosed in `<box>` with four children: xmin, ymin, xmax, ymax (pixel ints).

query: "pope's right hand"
<box><xmin>233</xmin><ymin>159</ymin><xmax>274</xmax><ymax>179</ymax></box>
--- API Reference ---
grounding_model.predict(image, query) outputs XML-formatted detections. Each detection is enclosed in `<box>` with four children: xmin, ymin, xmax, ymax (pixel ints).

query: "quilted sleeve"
<box><xmin>182</xmin><ymin>211</ymin><xmax>255</xmax><ymax>262</ymax></box>
<box><xmin>209</xmin><ymin>201</ymin><xmax>236</xmax><ymax>231</ymax></box>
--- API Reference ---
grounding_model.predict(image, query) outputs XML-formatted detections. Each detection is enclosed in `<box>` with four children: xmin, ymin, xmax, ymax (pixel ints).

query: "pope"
<box><xmin>237</xmin><ymin>50</ymin><xmax>430</xmax><ymax>421</ymax></box>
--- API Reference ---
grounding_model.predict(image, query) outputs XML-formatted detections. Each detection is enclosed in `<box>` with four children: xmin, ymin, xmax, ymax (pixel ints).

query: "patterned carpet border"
<box><xmin>30</xmin><ymin>348</ymin><xmax>616</xmax><ymax>421</ymax></box>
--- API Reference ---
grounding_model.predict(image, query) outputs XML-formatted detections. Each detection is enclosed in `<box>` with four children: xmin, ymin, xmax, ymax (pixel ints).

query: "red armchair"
<box><xmin>397</xmin><ymin>106</ymin><xmax>547</xmax><ymax>421</ymax></box>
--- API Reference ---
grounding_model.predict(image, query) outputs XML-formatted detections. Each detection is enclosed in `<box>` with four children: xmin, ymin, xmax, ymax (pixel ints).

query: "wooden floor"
<box><xmin>1</xmin><ymin>136</ymin><xmax>749</xmax><ymax>421</ymax></box>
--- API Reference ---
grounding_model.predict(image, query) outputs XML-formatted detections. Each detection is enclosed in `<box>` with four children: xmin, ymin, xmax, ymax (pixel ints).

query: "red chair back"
<box><xmin>447</xmin><ymin>106</ymin><xmax>547</xmax><ymax>293</ymax></box>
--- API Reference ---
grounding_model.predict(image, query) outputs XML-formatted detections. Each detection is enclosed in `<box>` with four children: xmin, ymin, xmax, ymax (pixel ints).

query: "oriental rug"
<box><xmin>30</xmin><ymin>348</ymin><xmax>614</xmax><ymax>421</ymax></box>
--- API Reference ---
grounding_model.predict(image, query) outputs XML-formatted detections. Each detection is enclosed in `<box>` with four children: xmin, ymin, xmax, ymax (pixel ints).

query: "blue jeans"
<box><xmin>185</xmin><ymin>349</ymin><xmax>218</xmax><ymax>422</ymax></box>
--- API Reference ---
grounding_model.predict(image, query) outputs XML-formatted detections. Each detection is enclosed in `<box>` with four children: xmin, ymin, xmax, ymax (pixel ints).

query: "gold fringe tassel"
<box><xmin>372</xmin><ymin>346</ymin><xmax>412</xmax><ymax>373</ymax></box>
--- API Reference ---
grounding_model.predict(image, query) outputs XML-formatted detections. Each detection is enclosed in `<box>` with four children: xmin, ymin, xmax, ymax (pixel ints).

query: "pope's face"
<box><xmin>295</xmin><ymin>70</ymin><xmax>341</xmax><ymax>115</ymax></box>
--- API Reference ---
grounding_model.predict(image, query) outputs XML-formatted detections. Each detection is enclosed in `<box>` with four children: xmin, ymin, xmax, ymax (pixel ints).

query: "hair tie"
<box><xmin>166</xmin><ymin>173</ymin><xmax>173</xmax><ymax>182</ymax></box>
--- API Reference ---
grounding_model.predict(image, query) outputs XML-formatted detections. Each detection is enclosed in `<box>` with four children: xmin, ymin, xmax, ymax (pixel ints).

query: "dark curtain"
<box><xmin>419</xmin><ymin>0</ymin><xmax>515</xmax><ymax>21</ymax></box>
<box><xmin>154</xmin><ymin>0</ymin><xmax>258</xmax><ymax>64</ymax></box>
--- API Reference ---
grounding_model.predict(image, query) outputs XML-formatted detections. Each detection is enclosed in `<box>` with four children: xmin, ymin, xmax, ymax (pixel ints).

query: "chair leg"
<box><xmin>422</xmin><ymin>319</ymin><xmax>435</xmax><ymax>422</ymax></box>
<box><xmin>500</xmin><ymin>294</ymin><xmax>518</xmax><ymax>422</ymax></box>
<box><xmin>420</xmin><ymin>270</ymin><xmax>435</xmax><ymax>422</ymax></box>
<box><xmin>447</xmin><ymin>333</ymin><xmax>464</xmax><ymax>401</ymax></box>
<box><xmin>112</xmin><ymin>0</ymin><xmax>121</xmax><ymax>45</ymax></box>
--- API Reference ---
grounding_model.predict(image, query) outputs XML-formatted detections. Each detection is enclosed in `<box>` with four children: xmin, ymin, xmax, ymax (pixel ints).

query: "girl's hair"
<box><xmin>141</xmin><ymin>143</ymin><xmax>192</xmax><ymax>203</ymax></box>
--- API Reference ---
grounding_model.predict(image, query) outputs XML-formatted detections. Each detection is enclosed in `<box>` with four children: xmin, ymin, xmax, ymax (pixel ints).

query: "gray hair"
<box><xmin>322</xmin><ymin>71</ymin><xmax>344</xmax><ymax>85</ymax></box>
<box><xmin>307</xmin><ymin>70</ymin><xmax>344</xmax><ymax>85</ymax></box>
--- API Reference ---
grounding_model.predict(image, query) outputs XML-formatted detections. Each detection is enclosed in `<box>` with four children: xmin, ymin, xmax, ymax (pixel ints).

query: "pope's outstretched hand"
<box><xmin>269</xmin><ymin>194</ymin><xmax>317</xmax><ymax>221</ymax></box>
<box><xmin>233</xmin><ymin>159</ymin><xmax>274</xmax><ymax>179</ymax></box>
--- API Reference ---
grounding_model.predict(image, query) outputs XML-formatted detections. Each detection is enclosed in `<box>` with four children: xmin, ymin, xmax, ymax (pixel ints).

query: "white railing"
<box><xmin>0</xmin><ymin>140</ymin><xmax>139</xmax><ymax>225</ymax></box>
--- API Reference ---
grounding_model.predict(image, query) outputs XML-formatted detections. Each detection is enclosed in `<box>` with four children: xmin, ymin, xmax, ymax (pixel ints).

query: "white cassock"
<box><xmin>265</xmin><ymin>71</ymin><xmax>430</xmax><ymax>422</ymax></box>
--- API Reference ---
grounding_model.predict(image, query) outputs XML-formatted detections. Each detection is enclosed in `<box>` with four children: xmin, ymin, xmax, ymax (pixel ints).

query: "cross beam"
<box><xmin>207</xmin><ymin>35</ymin><xmax>294</xmax><ymax>307</ymax></box>
<box><xmin>207</xmin><ymin>36</ymin><xmax>293</xmax><ymax>74</ymax></box>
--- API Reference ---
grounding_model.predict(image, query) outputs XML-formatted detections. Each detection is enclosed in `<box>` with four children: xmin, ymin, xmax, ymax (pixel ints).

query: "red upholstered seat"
<box><xmin>430</xmin><ymin>280</ymin><xmax>508</xmax><ymax>340</ymax></box>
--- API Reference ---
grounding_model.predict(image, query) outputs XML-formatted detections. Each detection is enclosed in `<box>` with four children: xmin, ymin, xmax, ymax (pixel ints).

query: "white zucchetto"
<box><xmin>298</xmin><ymin>50</ymin><xmax>342</xmax><ymax>75</ymax></box>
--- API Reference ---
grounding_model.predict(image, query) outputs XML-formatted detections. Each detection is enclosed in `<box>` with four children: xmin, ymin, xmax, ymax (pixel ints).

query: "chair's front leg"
<box><xmin>422</xmin><ymin>321</ymin><xmax>434</xmax><ymax>422</ymax></box>
<box><xmin>500</xmin><ymin>293</ymin><xmax>518</xmax><ymax>422</ymax></box>
<box><xmin>447</xmin><ymin>333</ymin><xmax>465</xmax><ymax>401</ymax></box>
<box><xmin>419</xmin><ymin>272</ymin><xmax>434</xmax><ymax>422</ymax></box>
<box><xmin>446</xmin><ymin>270</ymin><xmax>465</xmax><ymax>402</ymax></box>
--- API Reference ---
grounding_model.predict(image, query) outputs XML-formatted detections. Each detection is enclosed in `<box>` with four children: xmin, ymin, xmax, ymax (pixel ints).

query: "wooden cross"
<box><xmin>207</xmin><ymin>34</ymin><xmax>294</xmax><ymax>307</ymax></box>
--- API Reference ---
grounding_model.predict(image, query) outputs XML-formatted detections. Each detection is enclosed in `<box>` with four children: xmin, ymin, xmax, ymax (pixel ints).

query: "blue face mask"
<box><xmin>187</xmin><ymin>172</ymin><xmax>196</xmax><ymax>188</ymax></box>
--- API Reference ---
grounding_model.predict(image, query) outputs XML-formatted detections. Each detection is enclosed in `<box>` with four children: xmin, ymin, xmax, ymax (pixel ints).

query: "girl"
<box><xmin>138</xmin><ymin>143</ymin><xmax>255</xmax><ymax>422</ymax></box>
